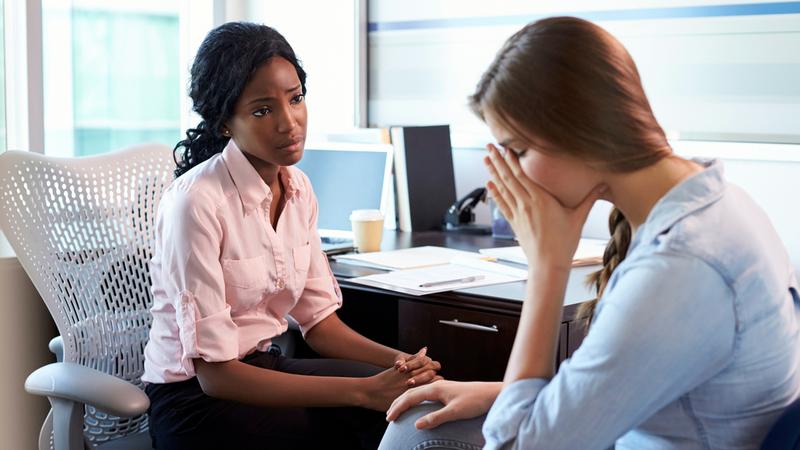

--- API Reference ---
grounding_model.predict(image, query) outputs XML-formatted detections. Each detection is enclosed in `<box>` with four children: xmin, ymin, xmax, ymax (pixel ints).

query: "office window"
<box><xmin>246</xmin><ymin>0</ymin><xmax>359</xmax><ymax>137</ymax></box>
<box><xmin>43</xmin><ymin>1</ymin><xmax>181</xmax><ymax>156</ymax></box>
<box><xmin>0</xmin><ymin>0</ymin><xmax>6</xmax><ymax>153</ymax></box>
<box><xmin>368</xmin><ymin>0</ymin><xmax>800</xmax><ymax>145</ymax></box>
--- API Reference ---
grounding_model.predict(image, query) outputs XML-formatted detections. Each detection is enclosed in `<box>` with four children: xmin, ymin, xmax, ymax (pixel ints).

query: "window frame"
<box><xmin>4</xmin><ymin>0</ymin><xmax>44</xmax><ymax>154</ymax></box>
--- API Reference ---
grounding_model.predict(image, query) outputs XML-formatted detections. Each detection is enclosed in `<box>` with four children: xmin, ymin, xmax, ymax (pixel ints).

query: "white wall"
<box><xmin>675</xmin><ymin>142</ymin><xmax>800</xmax><ymax>274</ymax></box>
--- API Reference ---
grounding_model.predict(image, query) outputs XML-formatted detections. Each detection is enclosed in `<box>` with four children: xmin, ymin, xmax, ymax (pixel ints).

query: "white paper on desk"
<box><xmin>348</xmin><ymin>259</ymin><xmax>527</xmax><ymax>296</ymax></box>
<box><xmin>479</xmin><ymin>238</ymin><xmax>608</xmax><ymax>267</ymax></box>
<box><xmin>334</xmin><ymin>246</ymin><xmax>489</xmax><ymax>271</ymax></box>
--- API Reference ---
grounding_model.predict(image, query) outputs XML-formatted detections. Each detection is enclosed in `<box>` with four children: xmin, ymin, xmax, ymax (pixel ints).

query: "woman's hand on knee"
<box><xmin>386</xmin><ymin>380</ymin><xmax>502</xmax><ymax>430</ymax></box>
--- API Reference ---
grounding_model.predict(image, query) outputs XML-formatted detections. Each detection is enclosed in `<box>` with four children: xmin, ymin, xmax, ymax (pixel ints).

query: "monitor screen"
<box><xmin>295</xmin><ymin>143</ymin><xmax>392</xmax><ymax>232</ymax></box>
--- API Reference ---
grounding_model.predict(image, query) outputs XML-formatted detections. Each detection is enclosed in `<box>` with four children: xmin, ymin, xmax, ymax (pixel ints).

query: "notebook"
<box><xmin>349</xmin><ymin>257</ymin><xmax>527</xmax><ymax>296</ymax></box>
<box><xmin>479</xmin><ymin>238</ymin><xmax>608</xmax><ymax>267</ymax></box>
<box><xmin>334</xmin><ymin>246</ymin><xmax>493</xmax><ymax>271</ymax></box>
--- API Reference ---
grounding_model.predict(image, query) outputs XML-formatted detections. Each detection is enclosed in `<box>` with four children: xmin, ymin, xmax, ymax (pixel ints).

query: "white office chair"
<box><xmin>0</xmin><ymin>144</ymin><xmax>175</xmax><ymax>450</ymax></box>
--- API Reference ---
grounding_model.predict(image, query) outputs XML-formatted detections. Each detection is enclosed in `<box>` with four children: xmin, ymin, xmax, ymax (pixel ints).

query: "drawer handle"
<box><xmin>438</xmin><ymin>319</ymin><xmax>498</xmax><ymax>333</ymax></box>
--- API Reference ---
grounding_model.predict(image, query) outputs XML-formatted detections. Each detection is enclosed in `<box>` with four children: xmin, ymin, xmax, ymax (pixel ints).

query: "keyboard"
<box><xmin>320</xmin><ymin>236</ymin><xmax>355</xmax><ymax>255</ymax></box>
<box><xmin>321</xmin><ymin>236</ymin><xmax>352</xmax><ymax>245</ymax></box>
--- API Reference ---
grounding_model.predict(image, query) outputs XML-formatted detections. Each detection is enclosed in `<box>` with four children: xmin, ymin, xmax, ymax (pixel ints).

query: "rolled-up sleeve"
<box><xmin>483</xmin><ymin>253</ymin><xmax>736</xmax><ymax>450</ymax></box>
<box><xmin>153</xmin><ymin>187</ymin><xmax>239</xmax><ymax>366</ymax></box>
<box><xmin>288</xmin><ymin>183</ymin><xmax>342</xmax><ymax>336</ymax></box>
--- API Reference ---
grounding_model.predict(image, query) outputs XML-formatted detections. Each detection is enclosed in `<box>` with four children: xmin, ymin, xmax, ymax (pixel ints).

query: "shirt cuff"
<box><xmin>299</xmin><ymin>301</ymin><xmax>341</xmax><ymax>337</ymax></box>
<box><xmin>483</xmin><ymin>378</ymin><xmax>549</xmax><ymax>449</ymax></box>
<box><xmin>291</xmin><ymin>275</ymin><xmax>343</xmax><ymax>336</ymax></box>
<box><xmin>175</xmin><ymin>291</ymin><xmax>239</xmax><ymax>370</ymax></box>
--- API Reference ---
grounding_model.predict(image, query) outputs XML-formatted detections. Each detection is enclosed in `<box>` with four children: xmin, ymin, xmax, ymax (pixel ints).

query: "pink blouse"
<box><xmin>142</xmin><ymin>140</ymin><xmax>342</xmax><ymax>383</ymax></box>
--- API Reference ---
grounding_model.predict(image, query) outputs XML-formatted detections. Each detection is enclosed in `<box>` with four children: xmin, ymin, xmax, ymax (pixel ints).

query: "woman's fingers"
<box><xmin>407</xmin><ymin>360</ymin><xmax>441</xmax><ymax>378</ymax></box>
<box><xmin>406</xmin><ymin>368</ymin><xmax>438</xmax><ymax>387</ymax></box>
<box><xmin>502</xmin><ymin>146</ymin><xmax>544</xmax><ymax>197</ymax></box>
<box><xmin>484</xmin><ymin>155</ymin><xmax>516</xmax><ymax>222</ymax></box>
<box><xmin>486</xmin><ymin>180</ymin><xmax>513</xmax><ymax>222</ymax></box>
<box><xmin>396</xmin><ymin>347</ymin><xmax>427</xmax><ymax>372</ymax></box>
<box><xmin>487</xmin><ymin>144</ymin><xmax>531</xmax><ymax>201</ymax></box>
<box><xmin>406</xmin><ymin>358</ymin><xmax>442</xmax><ymax>387</ymax></box>
<box><xmin>415</xmin><ymin>403</ymin><xmax>460</xmax><ymax>430</ymax></box>
<box><xmin>401</xmin><ymin>355</ymin><xmax>432</xmax><ymax>373</ymax></box>
<box><xmin>386</xmin><ymin>384</ymin><xmax>438</xmax><ymax>422</ymax></box>
<box><xmin>484</xmin><ymin>150</ymin><xmax>514</xmax><ymax>204</ymax></box>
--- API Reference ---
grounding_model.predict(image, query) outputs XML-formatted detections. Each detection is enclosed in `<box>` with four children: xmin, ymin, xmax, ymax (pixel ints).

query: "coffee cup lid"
<box><xmin>350</xmin><ymin>209</ymin><xmax>383</xmax><ymax>221</ymax></box>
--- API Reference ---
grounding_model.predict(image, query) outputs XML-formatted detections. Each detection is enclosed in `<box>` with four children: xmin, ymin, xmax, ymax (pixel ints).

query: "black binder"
<box><xmin>391</xmin><ymin>125</ymin><xmax>457</xmax><ymax>231</ymax></box>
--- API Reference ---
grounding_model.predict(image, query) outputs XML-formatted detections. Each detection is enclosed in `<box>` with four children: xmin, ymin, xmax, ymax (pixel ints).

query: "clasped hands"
<box><xmin>394</xmin><ymin>347</ymin><xmax>443</xmax><ymax>387</ymax></box>
<box><xmin>363</xmin><ymin>347</ymin><xmax>443</xmax><ymax>412</ymax></box>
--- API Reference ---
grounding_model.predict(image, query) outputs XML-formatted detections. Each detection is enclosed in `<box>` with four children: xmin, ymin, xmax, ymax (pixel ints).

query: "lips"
<box><xmin>277</xmin><ymin>136</ymin><xmax>304</xmax><ymax>152</ymax></box>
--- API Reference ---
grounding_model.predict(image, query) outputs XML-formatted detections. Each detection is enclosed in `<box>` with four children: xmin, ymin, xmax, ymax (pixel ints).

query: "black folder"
<box><xmin>391</xmin><ymin>125</ymin><xmax>457</xmax><ymax>231</ymax></box>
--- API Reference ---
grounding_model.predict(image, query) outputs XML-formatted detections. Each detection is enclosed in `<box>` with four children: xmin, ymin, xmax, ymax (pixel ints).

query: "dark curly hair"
<box><xmin>174</xmin><ymin>22</ymin><xmax>307</xmax><ymax>178</ymax></box>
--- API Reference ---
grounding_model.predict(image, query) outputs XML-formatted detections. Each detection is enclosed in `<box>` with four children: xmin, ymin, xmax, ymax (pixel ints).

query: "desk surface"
<box><xmin>329</xmin><ymin>231</ymin><xmax>598</xmax><ymax>318</ymax></box>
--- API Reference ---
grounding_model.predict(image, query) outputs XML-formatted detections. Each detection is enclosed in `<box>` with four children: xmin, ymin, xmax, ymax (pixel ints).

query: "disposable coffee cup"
<box><xmin>350</xmin><ymin>209</ymin><xmax>384</xmax><ymax>253</ymax></box>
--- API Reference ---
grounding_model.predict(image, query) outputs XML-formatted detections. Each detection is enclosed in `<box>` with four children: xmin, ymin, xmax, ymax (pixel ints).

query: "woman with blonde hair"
<box><xmin>379</xmin><ymin>16</ymin><xmax>800</xmax><ymax>450</ymax></box>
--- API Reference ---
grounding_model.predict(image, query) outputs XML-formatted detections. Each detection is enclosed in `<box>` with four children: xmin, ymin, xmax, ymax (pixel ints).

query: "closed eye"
<box><xmin>501</xmin><ymin>144</ymin><xmax>527</xmax><ymax>157</ymax></box>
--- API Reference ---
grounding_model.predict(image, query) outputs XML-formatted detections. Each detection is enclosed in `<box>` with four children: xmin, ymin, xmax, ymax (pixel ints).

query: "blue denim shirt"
<box><xmin>483</xmin><ymin>159</ymin><xmax>800</xmax><ymax>450</ymax></box>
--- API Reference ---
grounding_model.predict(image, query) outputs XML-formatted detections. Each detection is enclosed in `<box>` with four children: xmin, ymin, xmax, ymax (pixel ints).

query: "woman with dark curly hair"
<box><xmin>142</xmin><ymin>22</ymin><xmax>440</xmax><ymax>450</ymax></box>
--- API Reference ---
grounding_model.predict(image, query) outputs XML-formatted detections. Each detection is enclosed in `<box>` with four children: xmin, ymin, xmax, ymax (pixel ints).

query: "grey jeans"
<box><xmin>378</xmin><ymin>402</ymin><xmax>486</xmax><ymax>450</ymax></box>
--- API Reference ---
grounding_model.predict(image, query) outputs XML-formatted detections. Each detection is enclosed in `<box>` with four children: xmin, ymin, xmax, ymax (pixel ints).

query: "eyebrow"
<box><xmin>245</xmin><ymin>84</ymin><xmax>303</xmax><ymax>106</ymax></box>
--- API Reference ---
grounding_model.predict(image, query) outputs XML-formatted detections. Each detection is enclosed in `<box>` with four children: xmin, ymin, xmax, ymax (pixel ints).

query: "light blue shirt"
<box><xmin>483</xmin><ymin>159</ymin><xmax>800</xmax><ymax>450</ymax></box>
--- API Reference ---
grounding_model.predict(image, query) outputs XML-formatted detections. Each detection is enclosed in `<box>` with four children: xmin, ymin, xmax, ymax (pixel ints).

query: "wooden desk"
<box><xmin>330</xmin><ymin>231</ymin><xmax>597</xmax><ymax>381</ymax></box>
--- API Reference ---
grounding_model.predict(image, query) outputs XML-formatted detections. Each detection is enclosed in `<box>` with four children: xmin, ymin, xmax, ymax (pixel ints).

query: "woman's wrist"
<box><xmin>482</xmin><ymin>381</ymin><xmax>504</xmax><ymax>399</ymax></box>
<box><xmin>527</xmin><ymin>263</ymin><xmax>571</xmax><ymax>286</ymax></box>
<box><xmin>347</xmin><ymin>376</ymin><xmax>372</xmax><ymax>408</ymax></box>
<box><xmin>525</xmin><ymin>246</ymin><xmax>576</xmax><ymax>275</ymax></box>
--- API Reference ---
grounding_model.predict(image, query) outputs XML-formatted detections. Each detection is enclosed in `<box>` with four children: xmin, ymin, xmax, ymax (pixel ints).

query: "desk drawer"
<box><xmin>399</xmin><ymin>300</ymin><xmax>520</xmax><ymax>381</ymax></box>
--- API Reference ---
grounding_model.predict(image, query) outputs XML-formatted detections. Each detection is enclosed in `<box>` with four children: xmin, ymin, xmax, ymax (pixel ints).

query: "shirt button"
<box><xmin>276</xmin><ymin>279</ymin><xmax>285</xmax><ymax>290</ymax></box>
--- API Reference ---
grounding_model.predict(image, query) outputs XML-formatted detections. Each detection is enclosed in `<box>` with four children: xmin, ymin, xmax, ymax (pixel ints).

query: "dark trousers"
<box><xmin>146</xmin><ymin>346</ymin><xmax>386</xmax><ymax>450</ymax></box>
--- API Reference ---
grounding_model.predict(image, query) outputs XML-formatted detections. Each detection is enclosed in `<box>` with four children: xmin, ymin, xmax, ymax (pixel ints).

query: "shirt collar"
<box><xmin>221</xmin><ymin>140</ymin><xmax>303</xmax><ymax>213</ymax></box>
<box><xmin>633</xmin><ymin>159</ymin><xmax>726</xmax><ymax>247</ymax></box>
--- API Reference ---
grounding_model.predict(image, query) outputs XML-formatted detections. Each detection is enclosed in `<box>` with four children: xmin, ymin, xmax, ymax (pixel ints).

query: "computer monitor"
<box><xmin>295</xmin><ymin>142</ymin><xmax>394</xmax><ymax>238</ymax></box>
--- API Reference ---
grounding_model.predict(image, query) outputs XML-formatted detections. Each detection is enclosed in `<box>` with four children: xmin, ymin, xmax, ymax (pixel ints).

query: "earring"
<box><xmin>222</xmin><ymin>129</ymin><xmax>231</xmax><ymax>137</ymax></box>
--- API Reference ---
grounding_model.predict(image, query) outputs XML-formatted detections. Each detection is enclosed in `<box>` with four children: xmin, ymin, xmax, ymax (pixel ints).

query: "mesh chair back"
<box><xmin>0</xmin><ymin>145</ymin><xmax>175</xmax><ymax>445</ymax></box>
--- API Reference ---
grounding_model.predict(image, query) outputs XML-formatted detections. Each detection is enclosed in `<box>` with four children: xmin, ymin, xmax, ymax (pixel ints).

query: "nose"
<box><xmin>275</xmin><ymin>106</ymin><xmax>298</xmax><ymax>134</ymax></box>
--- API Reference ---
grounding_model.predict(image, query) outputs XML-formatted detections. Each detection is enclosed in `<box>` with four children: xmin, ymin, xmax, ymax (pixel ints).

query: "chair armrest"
<box><xmin>25</xmin><ymin>362</ymin><xmax>149</xmax><ymax>417</ymax></box>
<box><xmin>49</xmin><ymin>336</ymin><xmax>64</xmax><ymax>362</ymax></box>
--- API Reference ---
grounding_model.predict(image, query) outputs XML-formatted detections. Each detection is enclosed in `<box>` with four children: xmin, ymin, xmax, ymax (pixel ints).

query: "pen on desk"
<box><xmin>418</xmin><ymin>275</ymin><xmax>485</xmax><ymax>288</ymax></box>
